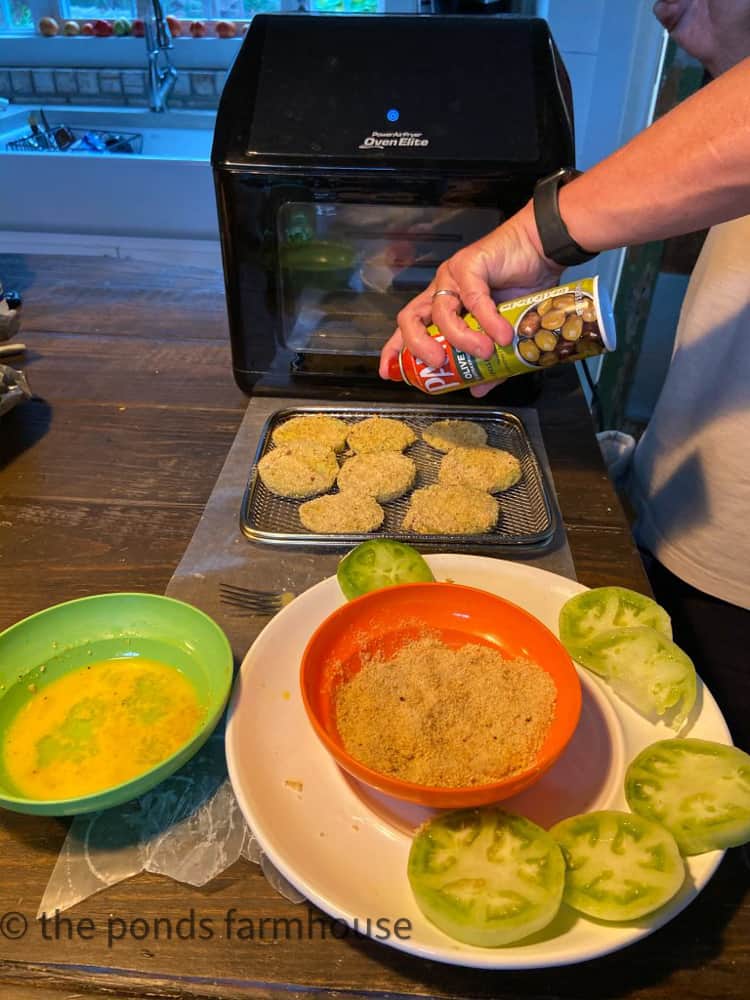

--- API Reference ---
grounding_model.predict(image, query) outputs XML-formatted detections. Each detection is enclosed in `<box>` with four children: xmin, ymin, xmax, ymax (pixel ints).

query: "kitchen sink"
<box><xmin>0</xmin><ymin>105</ymin><xmax>215</xmax><ymax>159</ymax></box>
<box><xmin>0</xmin><ymin>104</ymin><xmax>218</xmax><ymax>242</ymax></box>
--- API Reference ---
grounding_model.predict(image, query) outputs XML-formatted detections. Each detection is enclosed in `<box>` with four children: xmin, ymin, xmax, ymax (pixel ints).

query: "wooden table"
<box><xmin>0</xmin><ymin>254</ymin><xmax>745</xmax><ymax>1000</ymax></box>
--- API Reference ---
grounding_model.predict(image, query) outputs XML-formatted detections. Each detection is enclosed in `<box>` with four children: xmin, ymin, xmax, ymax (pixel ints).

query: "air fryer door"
<box><xmin>214</xmin><ymin>168</ymin><xmax>534</xmax><ymax>393</ymax></box>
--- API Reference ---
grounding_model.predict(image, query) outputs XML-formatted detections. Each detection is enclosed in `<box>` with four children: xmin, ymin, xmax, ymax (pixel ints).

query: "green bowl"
<box><xmin>0</xmin><ymin>593</ymin><xmax>233</xmax><ymax>816</ymax></box>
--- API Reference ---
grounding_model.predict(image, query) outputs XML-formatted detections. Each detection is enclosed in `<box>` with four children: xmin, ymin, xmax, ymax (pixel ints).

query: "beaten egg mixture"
<box><xmin>3</xmin><ymin>657</ymin><xmax>203</xmax><ymax>799</ymax></box>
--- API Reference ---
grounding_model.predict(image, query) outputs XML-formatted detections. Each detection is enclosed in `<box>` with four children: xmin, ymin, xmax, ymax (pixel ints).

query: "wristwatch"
<box><xmin>532</xmin><ymin>168</ymin><xmax>598</xmax><ymax>267</ymax></box>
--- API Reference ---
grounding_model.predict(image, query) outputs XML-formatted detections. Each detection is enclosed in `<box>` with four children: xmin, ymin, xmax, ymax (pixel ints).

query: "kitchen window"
<box><xmin>0</xmin><ymin>0</ymin><xmax>32</xmax><ymax>30</ymax></box>
<box><xmin>57</xmin><ymin>2</ymin><xmax>378</xmax><ymax>20</ymax></box>
<box><xmin>0</xmin><ymin>0</ymin><xmax>384</xmax><ymax>35</ymax></box>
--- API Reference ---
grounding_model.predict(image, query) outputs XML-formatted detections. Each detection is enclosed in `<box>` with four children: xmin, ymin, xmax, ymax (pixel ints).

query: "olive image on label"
<box><xmin>386</xmin><ymin>276</ymin><xmax>616</xmax><ymax>395</ymax></box>
<box><xmin>513</xmin><ymin>287</ymin><xmax>607</xmax><ymax>371</ymax></box>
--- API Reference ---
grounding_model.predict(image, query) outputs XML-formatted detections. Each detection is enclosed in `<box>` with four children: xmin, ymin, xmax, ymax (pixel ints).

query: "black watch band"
<box><xmin>533</xmin><ymin>168</ymin><xmax>598</xmax><ymax>267</ymax></box>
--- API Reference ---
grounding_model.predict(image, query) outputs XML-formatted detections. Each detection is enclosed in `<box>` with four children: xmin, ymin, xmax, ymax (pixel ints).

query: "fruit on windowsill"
<box><xmin>190</xmin><ymin>20</ymin><xmax>207</xmax><ymax>38</ymax></box>
<box><xmin>38</xmin><ymin>16</ymin><xmax>59</xmax><ymax>36</ymax></box>
<box><xmin>113</xmin><ymin>18</ymin><xmax>131</xmax><ymax>36</ymax></box>
<box><xmin>92</xmin><ymin>19</ymin><xmax>114</xmax><ymax>37</ymax></box>
<box><xmin>62</xmin><ymin>20</ymin><xmax>80</xmax><ymax>36</ymax></box>
<box><xmin>166</xmin><ymin>15</ymin><xmax>182</xmax><ymax>37</ymax></box>
<box><xmin>215</xmin><ymin>20</ymin><xmax>237</xmax><ymax>38</ymax></box>
<box><xmin>81</xmin><ymin>22</ymin><xmax>94</xmax><ymax>35</ymax></box>
<box><xmin>131</xmin><ymin>19</ymin><xmax>145</xmax><ymax>38</ymax></box>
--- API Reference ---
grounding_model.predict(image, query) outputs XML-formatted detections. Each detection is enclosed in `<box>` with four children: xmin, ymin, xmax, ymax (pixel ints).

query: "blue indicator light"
<box><xmin>386</xmin><ymin>108</ymin><xmax>400</xmax><ymax>123</ymax></box>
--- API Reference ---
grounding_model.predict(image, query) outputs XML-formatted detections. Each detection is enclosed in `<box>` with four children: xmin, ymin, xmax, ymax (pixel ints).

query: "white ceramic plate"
<box><xmin>225</xmin><ymin>555</ymin><xmax>730</xmax><ymax>969</ymax></box>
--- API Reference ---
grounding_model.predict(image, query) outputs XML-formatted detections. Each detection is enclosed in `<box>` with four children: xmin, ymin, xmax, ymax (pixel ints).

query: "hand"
<box><xmin>379</xmin><ymin>203</ymin><xmax>564</xmax><ymax>384</ymax></box>
<box><xmin>653</xmin><ymin>0</ymin><xmax>750</xmax><ymax>76</ymax></box>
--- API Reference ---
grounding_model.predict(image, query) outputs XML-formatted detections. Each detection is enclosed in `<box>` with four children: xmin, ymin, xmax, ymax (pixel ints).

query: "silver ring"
<box><xmin>432</xmin><ymin>288</ymin><xmax>462</xmax><ymax>301</ymax></box>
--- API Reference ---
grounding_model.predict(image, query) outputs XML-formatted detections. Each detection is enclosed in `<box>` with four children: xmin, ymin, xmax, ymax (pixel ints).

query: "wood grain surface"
<box><xmin>1</xmin><ymin>253</ymin><xmax>745</xmax><ymax>1000</ymax></box>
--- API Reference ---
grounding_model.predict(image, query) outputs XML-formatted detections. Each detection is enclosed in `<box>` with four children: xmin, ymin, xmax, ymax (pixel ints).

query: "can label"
<box><xmin>398</xmin><ymin>276</ymin><xmax>615</xmax><ymax>394</ymax></box>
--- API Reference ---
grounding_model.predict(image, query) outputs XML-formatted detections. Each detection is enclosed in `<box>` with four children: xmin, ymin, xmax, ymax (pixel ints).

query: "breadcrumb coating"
<box><xmin>257</xmin><ymin>442</ymin><xmax>338</xmax><ymax>499</ymax></box>
<box><xmin>439</xmin><ymin>446</ymin><xmax>522</xmax><ymax>493</ymax></box>
<box><xmin>346</xmin><ymin>417</ymin><xmax>417</xmax><ymax>454</ymax></box>
<box><xmin>335</xmin><ymin>634</ymin><xmax>556</xmax><ymax>786</ymax></box>
<box><xmin>337</xmin><ymin>452</ymin><xmax>417</xmax><ymax>502</ymax></box>
<box><xmin>272</xmin><ymin>414</ymin><xmax>349</xmax><ymax>453</ymax></box>
<box><xmin>299</xmin><ymin>492</ymin><xmax>384</xmax><ymax>533</ymax></box>
<box><xmin>422</xmin><ymin>419</ymin><xmax>487</xmax><ymax>452</ymax></box>
<box><xmin>403</xmin><ymin>484</ymin><xmax>499</xmax><ymax>535</ymax></box>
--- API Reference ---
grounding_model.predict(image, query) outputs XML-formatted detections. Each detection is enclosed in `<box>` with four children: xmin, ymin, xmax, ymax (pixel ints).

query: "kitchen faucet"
<box><xmin>144</xmin><ymin>0</ymin><xmax>178</xmax><ymax>112</ymax></box>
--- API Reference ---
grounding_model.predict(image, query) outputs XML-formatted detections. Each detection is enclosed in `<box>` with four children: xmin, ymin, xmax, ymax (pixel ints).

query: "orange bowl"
<box><xmin>299</xmin><ymin>582</ymin><xmax>582</xmax><ymax>808</ymax></box>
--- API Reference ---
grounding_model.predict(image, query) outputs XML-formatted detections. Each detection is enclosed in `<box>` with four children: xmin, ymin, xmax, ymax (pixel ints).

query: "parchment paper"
<box><xmin>39</xmin><ymin>396</ymin><xmax>575</xmax><ymax>915</ymax></box>
<box><xmin>166</xmin><ymin>397</ymin><xmax>575</xmax><ymax>663</ymax></box>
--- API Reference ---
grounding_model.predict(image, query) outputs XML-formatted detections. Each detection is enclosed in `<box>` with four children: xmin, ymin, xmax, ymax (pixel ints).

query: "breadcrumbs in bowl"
<box><xmin>300</xmin><ymin>582</ymin><xmax>582</xmax><ymax>808</ymax></box>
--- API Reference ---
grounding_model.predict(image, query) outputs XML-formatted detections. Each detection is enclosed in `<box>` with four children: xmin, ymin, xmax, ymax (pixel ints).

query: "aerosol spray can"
<box><xmin>386</xmin><ymin>276</ymin><xmax>615</xmax><ymax>395</ymax></box>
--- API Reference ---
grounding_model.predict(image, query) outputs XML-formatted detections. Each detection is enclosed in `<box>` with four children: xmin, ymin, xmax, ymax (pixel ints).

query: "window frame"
<box><xmin>0</xmin><ymin>2</ymin><xmax>457</xmax><ymax>64</ymax></box>
<box><xmin>1</xmin><ymin>0</ymin><xmax>34</xmax><ymax>32</ymax></box>
<box><xmin>3</xmin><ymin>0</ymin><xmax>387</xmax><ymax>36</ymax></box>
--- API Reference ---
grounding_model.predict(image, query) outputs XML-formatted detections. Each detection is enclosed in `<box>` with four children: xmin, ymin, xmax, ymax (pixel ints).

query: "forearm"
<box><xmin>558</xmin><ymin>56</ymin><xmax>750</xmax><ymax>252</ymax></box>
<box><xmin>383</xmin><ymin>56</ymin><xmax>750</xmax><ymax>372</ymax></box>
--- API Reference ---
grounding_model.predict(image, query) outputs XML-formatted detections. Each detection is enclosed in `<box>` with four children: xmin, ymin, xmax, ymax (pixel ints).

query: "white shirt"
<box><xmin>630</xmin><ymin>215</ymin><xmax>750</xmax><ymax>610</ymax></box>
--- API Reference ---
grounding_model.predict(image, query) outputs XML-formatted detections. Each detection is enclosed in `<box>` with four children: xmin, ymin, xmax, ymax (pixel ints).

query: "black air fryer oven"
<box><xmin>212</xmin><ymin>13</ymin><xmax>575</xmax><ymax>402</ymax></box>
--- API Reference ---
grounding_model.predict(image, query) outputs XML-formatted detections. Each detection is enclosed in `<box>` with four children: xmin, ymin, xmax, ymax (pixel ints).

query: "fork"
<box><xmin>218</xmin><ymin>583</ymin><xmax>288</xmax><ymax>616</ymax></box>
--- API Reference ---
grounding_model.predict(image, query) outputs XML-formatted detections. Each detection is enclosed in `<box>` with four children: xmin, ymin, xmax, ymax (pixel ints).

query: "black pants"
<box><xmin>640</xmin><ymin>550</ymin><xmax>750</xmax><ymax>751</ymax></box>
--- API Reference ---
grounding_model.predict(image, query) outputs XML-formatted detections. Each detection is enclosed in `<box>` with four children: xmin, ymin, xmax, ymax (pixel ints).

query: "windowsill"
<box><xmin>0</xmin><ymin>3</ymin><xmax>421</xmax><ymax>71</ymax></box>
<box><xmin>0</xmin><ymin>36</ymin><xmax>243</xmax><ymax>72</ymax></box>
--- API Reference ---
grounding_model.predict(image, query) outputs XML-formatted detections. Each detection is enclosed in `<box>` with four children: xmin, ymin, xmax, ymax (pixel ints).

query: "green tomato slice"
<box><xmin>550</xmin><ymin>810</ymin><xmax>685</xmax><ymax>921</ymax></box>
<box><xmin>336</xmin><ymin>539</ymin><xmax>434</xmax><ymax>600</ymax></box>
<box><xmin>559</xmin><ymin>587</ymin><xmax>672</xmax><ymax>661</ymax></box>
<box><xmin>573</xmin><ymin>626</ymin><xmax>696</xmax><ymax>730</ymax></box>
<box><xmin>407</xmin><ymin>807</ymin><xmax>565</xmax><ymax>947</ymax></box>
<box><xmin>625</xmin><ymin>738</ymin><xmax>750</xmax><ymax>855</ymax></box>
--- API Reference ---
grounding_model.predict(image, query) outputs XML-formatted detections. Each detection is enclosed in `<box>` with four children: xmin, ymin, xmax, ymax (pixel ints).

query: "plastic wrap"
<box><xmin>38</xmin><ymin>732</ymin><xmax>305</xmax><ymax>918</ymax></box>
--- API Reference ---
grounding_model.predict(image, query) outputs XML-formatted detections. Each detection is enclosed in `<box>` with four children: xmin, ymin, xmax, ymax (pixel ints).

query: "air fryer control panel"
<box><xmin>246</xmin><ymin>17</ymin><xmax>539</xmax><ymax>162</ymax></box>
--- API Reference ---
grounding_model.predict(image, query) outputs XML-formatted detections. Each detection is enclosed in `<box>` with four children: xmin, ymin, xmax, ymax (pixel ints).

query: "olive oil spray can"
<box><xmin>387</xmin><ymin>276</ymin><xmax>616</xmax><ymax>395</ymax></box>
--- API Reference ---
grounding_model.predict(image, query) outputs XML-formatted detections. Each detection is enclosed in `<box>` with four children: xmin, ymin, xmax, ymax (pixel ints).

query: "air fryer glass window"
<box><xmin>277</xmin><ymin>202</ymin><xmax>499</xmax><ymax>356</ymax></box>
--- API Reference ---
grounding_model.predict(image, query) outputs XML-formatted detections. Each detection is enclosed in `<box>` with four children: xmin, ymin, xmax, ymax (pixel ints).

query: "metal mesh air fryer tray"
<box><xmin>240</xmin><ymin>405</ymin><xmax>556</xmax><ymax>550</ymax></box>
